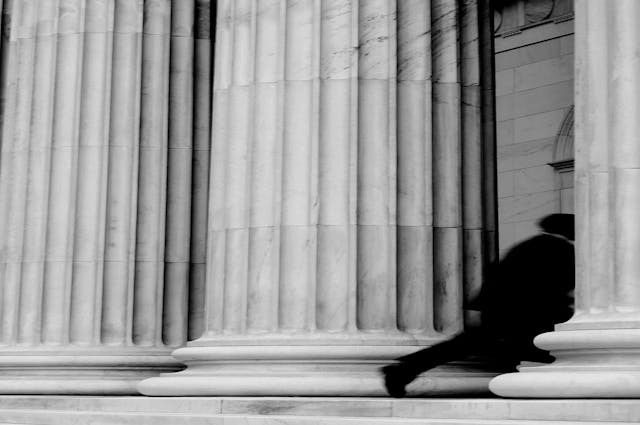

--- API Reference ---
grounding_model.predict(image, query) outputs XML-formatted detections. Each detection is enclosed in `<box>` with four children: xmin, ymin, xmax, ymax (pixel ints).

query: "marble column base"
<box><xmin>490</xmin><ymin>329</ymin><xmax>640</xmax><ymax>398</ymax></box>
<box><xmin>138</xmin><ymin>344</ymin><xmax>498</xmax><ymax>397</ymax></box>
<box><xmin>0</xmin><ymin>348</ymin><xmax>182</xmax><ymax>395</ymax></box>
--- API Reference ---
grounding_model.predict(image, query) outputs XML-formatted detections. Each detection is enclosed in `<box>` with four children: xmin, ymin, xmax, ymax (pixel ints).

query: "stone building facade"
<box><xmin>0</xmin><ymin>0</ymin><xmax>638</xmax><ymax>424</ymax></box>
<box><xmin>494</xmin><ymin>0</ymin><xmax>575</xmax><ymax>255</ymax></box>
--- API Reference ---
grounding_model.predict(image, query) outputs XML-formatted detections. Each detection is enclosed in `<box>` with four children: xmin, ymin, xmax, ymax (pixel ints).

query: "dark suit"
<box><xmin>382</xmin><ymin>228</ymin><xmax>575</xmax><ymax>396</ymax></box>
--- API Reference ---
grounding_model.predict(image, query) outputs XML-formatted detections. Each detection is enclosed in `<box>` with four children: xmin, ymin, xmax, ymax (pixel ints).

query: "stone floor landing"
<box><xmin>0</xmin><ymin>396</ymin><xmax>637</xmax><ymax>424</ymax></box>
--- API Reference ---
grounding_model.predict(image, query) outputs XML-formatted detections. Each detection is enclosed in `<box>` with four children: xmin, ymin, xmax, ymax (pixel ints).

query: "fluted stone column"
<box><xmin>0</xmin><ymin>0</ymin><xmax>213</xmax><ymax>394</ymax></box>
<box><xmin>140</xmin><ymin>0</ymin><xmax>497</xmax><ymax>397</ymax></box>
<box><xmin>490</xmin><ymin>0</ymin><xmax>640</xmax><ymax>398</ymax></box>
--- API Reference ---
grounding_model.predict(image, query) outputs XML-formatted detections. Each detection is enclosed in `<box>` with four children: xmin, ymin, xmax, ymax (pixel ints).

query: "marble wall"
<box><xmin>494</xmin><ymin>7</ymin><xmax>574</xmax><ymax>256</ymax></box>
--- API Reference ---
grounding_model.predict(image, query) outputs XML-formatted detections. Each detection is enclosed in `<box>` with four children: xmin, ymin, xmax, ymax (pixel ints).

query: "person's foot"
<box><xmin>380</xmin><ymin>364</ymin><xmax>409</xmax><ymax>398</ymax></box>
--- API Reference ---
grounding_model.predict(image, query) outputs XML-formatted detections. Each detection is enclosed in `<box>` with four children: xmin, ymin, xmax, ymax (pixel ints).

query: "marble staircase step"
<box><xmin>0</xmin><ymin>397</ymin><xmax>637</xmax><ymax>425</ymax></box>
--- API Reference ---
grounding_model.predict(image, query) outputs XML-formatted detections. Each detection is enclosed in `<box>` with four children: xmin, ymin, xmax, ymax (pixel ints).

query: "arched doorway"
<box><xmin>548</xmin><ymin>105</ymin><xmax>574</xmax><ymax>213</ymax></box>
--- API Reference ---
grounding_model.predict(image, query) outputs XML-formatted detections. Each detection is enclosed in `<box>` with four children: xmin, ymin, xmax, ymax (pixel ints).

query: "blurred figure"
<box><xmin>382</xmin><ymin>213</ymin><xmax>575</xmax><ymax>397</ymax></box>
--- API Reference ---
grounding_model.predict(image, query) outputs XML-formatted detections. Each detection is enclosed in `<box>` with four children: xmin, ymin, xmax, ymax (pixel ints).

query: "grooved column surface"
<box><xmin>140</xmin><ymin>0</ymin><xmax>497</xmax><ymax>397</ymax></box>
<box><xmin>0</xmin><ymin>0</ymin><xmax>214</xmax><ymax>394</ymax></box>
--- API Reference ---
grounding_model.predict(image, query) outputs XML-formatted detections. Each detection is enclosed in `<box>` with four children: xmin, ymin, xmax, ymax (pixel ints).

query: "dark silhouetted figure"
<box><xmin>382</xmin><ymin>213</ymin><xmax>575</xmax><ymax>397</ymax></box>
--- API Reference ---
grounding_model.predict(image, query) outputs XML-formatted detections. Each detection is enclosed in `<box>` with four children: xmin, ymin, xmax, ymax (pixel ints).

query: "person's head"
<box><xmin>538</xmin><ymin>213</ymin><xmax>575</xmax><ymax>241</ymax></box>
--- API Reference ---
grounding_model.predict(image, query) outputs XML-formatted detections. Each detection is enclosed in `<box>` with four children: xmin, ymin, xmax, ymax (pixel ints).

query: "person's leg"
<box><xmin>381</xmin><ymin>332</ymin><xmax>478</xmax><ymax>397</ymax></box>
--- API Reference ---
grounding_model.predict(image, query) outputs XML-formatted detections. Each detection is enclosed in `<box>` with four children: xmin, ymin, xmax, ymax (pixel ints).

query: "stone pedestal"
<box><xmin>490</xmin><ymin>0</ymin><xmax>640</xmax><ymax>398</ymax></box>
<box><xmin>0</xmin><ymin>0</ymin><xmax>213</xmax><ymax>394</ymax></box>
<box><xmin>139</xmin><ymin>0</ymin><xmax>498</xmax><ymax>397</ymax></box>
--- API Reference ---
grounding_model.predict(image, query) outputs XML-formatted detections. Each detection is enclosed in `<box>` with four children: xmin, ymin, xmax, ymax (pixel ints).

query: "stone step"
<box><xmin>0</xmin><ymin>397</ymin><xmax>637</xmax><ymax>425</ymax></box>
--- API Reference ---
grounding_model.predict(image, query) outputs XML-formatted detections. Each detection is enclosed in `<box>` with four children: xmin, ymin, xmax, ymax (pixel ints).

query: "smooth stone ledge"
<box><xmin>0</xmin><ymin>396</ymin><xmax>638</xmax><ymax>424</ymax></box>
<box><xmin>489</xmin><ymin>329</ymin><xmax>640</xmax><ymax>398</ymax></box>
<box><xmin>138</xmin><ymin>345</ymin><xmax>499</xmax><ymax>397</ymax></box>
<box><xmin>139</xmin><ymin>372</ymin><xmax>494</xmax><ymax>397</ymax></box>
<box><xmin>0</xmin><ymin>353</ymin><xmax>182</xmax><ymax>395</ymax></box>
<box><xmin>490</xmin><ymin>370</ymin><xmax>640</xmax><ymax>398</ymax></box>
